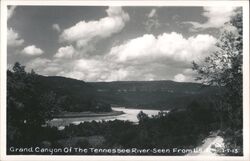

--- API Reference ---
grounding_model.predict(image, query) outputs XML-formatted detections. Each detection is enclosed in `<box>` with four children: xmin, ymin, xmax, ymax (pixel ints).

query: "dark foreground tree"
<box><xmin>192</xmin><ymin>8</ymin><xmax>243</xmax><ymax>155</ymax></box>
<box><xmin>7</xmin><ymin>62</ymin><xmax>62</xmax><ymax>147</ymax></box>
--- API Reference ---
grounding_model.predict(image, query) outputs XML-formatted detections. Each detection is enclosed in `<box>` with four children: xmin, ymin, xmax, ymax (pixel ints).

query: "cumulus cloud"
<box><xmin>174</xmin><ymin>74</ymin><xmax>186</xmax><ymax>82</ymax></box>
<box><xmin>52</xmin><ymin>24</ymin><xmax>61</xmax><ymax>32</ymax></box>
<box><xmin>26</xmin><ymin>57</ymin><xmax>51</xmax><ymax>69</ymax></box>
<box><xmin>173</xmin><ymin>68</ymin><xmax>197</xmax><ymax>82</ymax></box>
<box><xmin>7</xmin><ymin>6</ymin><xmax>16</xmax><ymax>20</ymax></box>
<box><xmin>108</xmin><ymin>32</ymin><xmax>217</xmax><ymax>62</ymax></box>
<box><xmin>185</xmin><ymin>6</ymin><xmax>237</xmax><ymax>30</ymax></box>
<box><xmin>54</xmin><ymin>45</ymin><xmax>76</xmax><ymax>59</ymax></box>
<box><xmin>60</xmin><ymin>6</ymin><xmax>129</xmax><ymax>48</ymax></box>
<box><xmin>25</xmin><ymin>57</ymin><xmax>51</xmax><ymax>73</ymax></box>
<box><xmin>7</xmin><ymin>28</ymin><xmax>24</xmax><ymax>47</ymax></box>
<box><xmin>7</xmin><ymin>7</ymin><xmax>26</xmax><ymax>49</ymax></box>
<box><xmin>27</xmin><ymin>57</ymin><xmax>71</xmax><ymax>76</ymax></box>
<box><xmin>21</xmin><ymin>45</ymin><xmax>44</xmax><ymax>56</ymax></box>
<box><xmin>26</xmin><ymin>31</ymin><xmax>216</xmax><ymax>82</ymax></box>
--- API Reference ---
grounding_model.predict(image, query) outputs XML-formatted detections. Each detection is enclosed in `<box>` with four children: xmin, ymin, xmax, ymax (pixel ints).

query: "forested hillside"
<box><xmin>90</xmin><ymin>81</ymin><xmax>218</xmax><ymax>110</ymax></box>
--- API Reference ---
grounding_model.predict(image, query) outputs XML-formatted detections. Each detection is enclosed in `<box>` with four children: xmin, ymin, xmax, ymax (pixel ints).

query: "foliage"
<box><xmin>192</xmin><ymin>8</ymin><xmax>243</xmax><ymax>155</ymax></box>
<box><xmin>50</xmin><ymin>101</ymin><xmax>219</xmax><ymax>155</ymax></box>
<box><xmin>7</xmin><ymin>62</ymin><xmax>112</xmax><ymax>148</ymax></box>
<box><xmin>137</xmin><ymin>111</ymin><xmax>149</xmax><ymax>123</ymax></box>
<box><xmin>90</xmin><ymin>81</ymin><xmax>218</xmax><ymax>110</ymax></box>
<box><xmin>7</xmin><ymin>76</ymin><xmax>229</xmax><ymax>155</ymax></box>
<box><xmin>34</xmin><ymin>75</ymin><xmax>112</xmax><ymax>112</ymax></box>
<box><xmin>7</xmin><ymin>63</ymin><xmax>63</xmax><ymax>147</ymax></box>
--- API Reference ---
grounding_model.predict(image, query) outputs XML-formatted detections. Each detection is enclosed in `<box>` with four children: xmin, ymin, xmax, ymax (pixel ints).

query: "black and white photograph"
<box><xmin>0</xmin><ymin>0</ymin><xmax>249</xmax><ymax>160</ymax></box>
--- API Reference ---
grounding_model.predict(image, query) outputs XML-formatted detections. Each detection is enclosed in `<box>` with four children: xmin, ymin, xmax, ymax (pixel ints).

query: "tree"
<box><xmin>192</xmin><ymin>8</ymin><xmax>243</xmax><ymax>155</ymax></box>
<box><xmin>12</xmin><ymin>62</ymin><xmax>25</xmax><ymax>74</ymax></box>
<box><xmin>137</xmin><ymin>111</ymin><xmax>149</xmax><ymax>123</ymax></box>
<box><xmin>7</xmin><ymin>62</ymin><xmax>62</xmax><ymax>147</ymax></box>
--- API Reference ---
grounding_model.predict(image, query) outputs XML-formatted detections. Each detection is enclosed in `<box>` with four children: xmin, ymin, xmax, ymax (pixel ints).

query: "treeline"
<box><xmin>43</xmin><ymin>98</ymin><xmax>241</xmax><ymax>156</ymax></box>
<box><xmin>192</xmin><ymin>8</ymin><xmax>243</xmax><ymax>156</ymax></box>
<box><xmin>7</xmin><ymin>98</ymin><xmax>227</xmax><ymax>155</ymax></box>
<box><xmin>90</xmin><ymin>81</ymin><xmax>217</xmax><ymax>110</ymax></box>
<box><xmin>7</xmin><ymin>63</ymin><xmax>111</xmax><ymax>148</ymax></box>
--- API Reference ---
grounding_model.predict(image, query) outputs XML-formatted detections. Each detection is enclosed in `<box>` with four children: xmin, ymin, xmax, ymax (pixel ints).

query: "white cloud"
<box><xmin>25</xmin><ymin>31</ymin><xmax>217</xmax><ymax>82</ymax></box>
<box><xmin>7</xmin><ymin>6</ymin><xmax>16</xmax><ymax>20</ymax></box>
<box><xmin>60</xmin><ymin>6</ymin><xmax>129</xmax><ymax>48</ymax></box>
<box><xmin>106</xmin><ymin>69</ymin><xmax>129</xmax><ymax>82</ymax></box>
<box><xmin>26</xmin><ymin>57</ymin><xmax>67</xmax><ymax>75</ymax></box>
<box><xmin>174</xmin><ymin>74</ymin><xmax>186</xmax><ymax>82</ymax></box>
<box><xmin>21</xmin><ymin>45</ymin><xmax>44</xmax><ymax>56</ymax></box>
<box><xmin>71</xmin><ymin>58</ymin><xmax>111</xmax><ymax>81</ymax></box>
<box><xmin>61</xmin><ymin>32</ymin><xmax>216</xmax><ymax>82</ymax></box>
<box><xmin>54</xmin><ymin>45</ymin><xmax>76</xmax><ymax>59</ymax></box>
<box><xmin>7</xmin><ymin>8</ymin><xmax>25</xmax><ymax>48</ymax></box>
<box><xmin>148</xmin><ymin>9</ymin><xmax>157</xmax><ymax>18</ymax></box>
<box><xmin>7</xmin><ymin>28</ymin><xmax>24</xmax><ymax>47</ymax></box>
<box><xmin>61</xmin><ymin>59</ymin><xmax>132</xmax><ymax>82</ymax></box>
<box><xmin>185</xmin><ymin>6</ymin><xmax>237</xmax><ymax>30</ymax></box>
<box><xmin>52</xmin><ymin>24</ymin><xmax>61</xmax><ymax>32</ymax></box>
<box><xmin>108</xmin><ymin>32</ymin><xmax>216</xmax><ymax>62</ymax></box>
<box><xmin>26</xmin><ymin>57</ymin><xmax>51</xmax><ymax>72</ymax></box>
<box><xmin>183</xmin><ymin>68</ymin><xmax>195</xmax><ymax>75</ymax></box>
<box><xmin>62</xmin><ymin>71</ymin><xmax>86</xmax><ymax>80</ymax></box>
<box><xmin>43</xmin><ymin>66</ymin><xmax>61</xmax><ymax>73</ymax></box>
<box><xmin>173</xmin><ymin>68</ymin><xmax>197</xmax><ymax>82</ymax></box>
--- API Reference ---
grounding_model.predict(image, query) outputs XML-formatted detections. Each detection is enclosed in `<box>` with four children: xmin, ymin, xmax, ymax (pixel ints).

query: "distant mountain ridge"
<box><xmin>22</xmin><ymin>73</ymin><xmax>218</xmax><ymax>111</ymax></box>
<box><xmin>33</xmin><ymin>75</ymin><xmax>218</xmax><ymax>111</ymax></box>
<box><xmin>32</xmin><ymin>75</ymin><xmax>111</xmax><ymax>112</ymax></box>
<box><xmin>88</xmin><ymin>80</ymin><xmax>218</xmax><ymax>110</ymax></box>
<box><xmin>90</xmin><ymin>80</ymin><xmax>204</xmax><ymax>92</ymax></box>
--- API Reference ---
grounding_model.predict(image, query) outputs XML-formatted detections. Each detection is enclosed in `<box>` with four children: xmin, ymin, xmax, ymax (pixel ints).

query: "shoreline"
<box><xmin>54</xmin><ymin>110</ymin><xmax>124</xmax><ymax>118</ymax></box>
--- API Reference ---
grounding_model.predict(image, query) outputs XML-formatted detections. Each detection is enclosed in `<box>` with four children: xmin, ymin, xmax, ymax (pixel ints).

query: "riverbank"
<box><xmin>54</xmin><ymin>110</ymin><xmax>124</xmax><ymax>118</ymax></box>
<box><xmin>49</xmin><ymin>109</ymin><xmax>125</xmax><ymax>128</ymax></box>
<box><xmin>49</xmin><ymin>107</ymin><xmax>165</xmax><ymax>128</ymax></box>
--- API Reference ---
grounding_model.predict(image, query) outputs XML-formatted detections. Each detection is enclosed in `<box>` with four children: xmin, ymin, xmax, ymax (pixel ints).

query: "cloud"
<box><xmin>26</xmin><ymin>57</ymin><xmax>68</xmax><ymax>75</ymax></box>
<box><xmin>174</xmin><ymin>74</ymin><xmax>186</xmax><ymax>82</ymax></box>
<box><xmin>7</xmin><ymin>7</ymin><xmax>26</xmax><ymax>49</ymax></box>
<box><xmin>108</xmin><ymin>32</ymin><xmax>217</xmax><ymax>63</ymax></box>
<box><xmin>26</xmin><ymin>57</ymin><xmax>51</xmax><ymax>73</ymax></box>
<box><xmin>7</xmin><ymin>6</ymin><xmax>16</xmax><ymax>20</ymax></box>
<box><xmin>145</xmin><ymin>8</ymin><xmax>160</xmax><ymax>32</ymax></box>
<box><xmin>60</xmin><ymin>6</ymin><xmax>129</xmax><ymax>48</ymax></box>
<box><xmin>173</xmin><ymin>68</ymin><xmax>197</xmax><ymax>82</ymax></box>
<box><xmin>7</xmin><ymin>8</ymin><xmax>26</xmax><ymax>49</ymax></box>
<box><xmin>26</xmin><ymin>31</ymin><xmax>216</xmax><ymax>82</ymax></box>
<box><xmin>54</xmin><ymin>45</ymin><xmax>76</xmax><ymax>59</ymax></box>
<box><xmin>60</xmin><ymin>71</ymin><xmax>85</xmax><ymax>80</ymax></box>
<box><xmin>52</xmin><ymin>24</ymin><xmax>61</xmax><ymax>32</ymax></box>
<box><xmin>148</xmin><ymin>9</ymin><xmax>157</xmax><ymax>18</ymax></box>
<box><xmin>26</xmin><ymin>57</ymin><xmax>51</xmax><ymax>68</ymax></box>
<box><xmin>21</xmin><ymin>45</ymin><xmax>44</xmax><ymax>56</ymax></box>
<box><xmin>7</xmin><ymin>28</ymin><xmax>24</xmax><ymax>47</ymax></box>
<box><xmin>185</xmin><ymin>6</ymin><xmax>237</xmax><ymax>30</ymax></box>
<box><xmin>68</xmin><ymin>59</ymin><xmax>107</xmax><ymax>80</ymax></box>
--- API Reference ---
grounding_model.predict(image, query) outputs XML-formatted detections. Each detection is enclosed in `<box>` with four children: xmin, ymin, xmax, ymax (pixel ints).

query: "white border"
<box><xmin>0</xmin><ymin>1</ymin><xmax>249</xmax><ymax>161</ymax></box>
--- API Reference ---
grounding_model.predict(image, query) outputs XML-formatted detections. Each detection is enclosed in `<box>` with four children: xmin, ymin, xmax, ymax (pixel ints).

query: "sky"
<box><xmin>7</xmin><ymin>6</ymin><xmax>239</xmax><ymax>82</ymax></box>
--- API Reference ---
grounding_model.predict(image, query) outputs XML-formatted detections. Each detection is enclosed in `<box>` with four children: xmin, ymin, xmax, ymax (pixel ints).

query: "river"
<box><xmin>49</xmin><ymin>107</ymin><xmax>167</xmax><ymax>130</ymax></box>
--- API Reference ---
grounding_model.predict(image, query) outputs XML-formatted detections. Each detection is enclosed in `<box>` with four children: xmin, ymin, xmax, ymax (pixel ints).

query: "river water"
<box><xmin>49</xmin><ymin>107</ymin><xmax>167</xmax><ymax>130</ymax></box>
